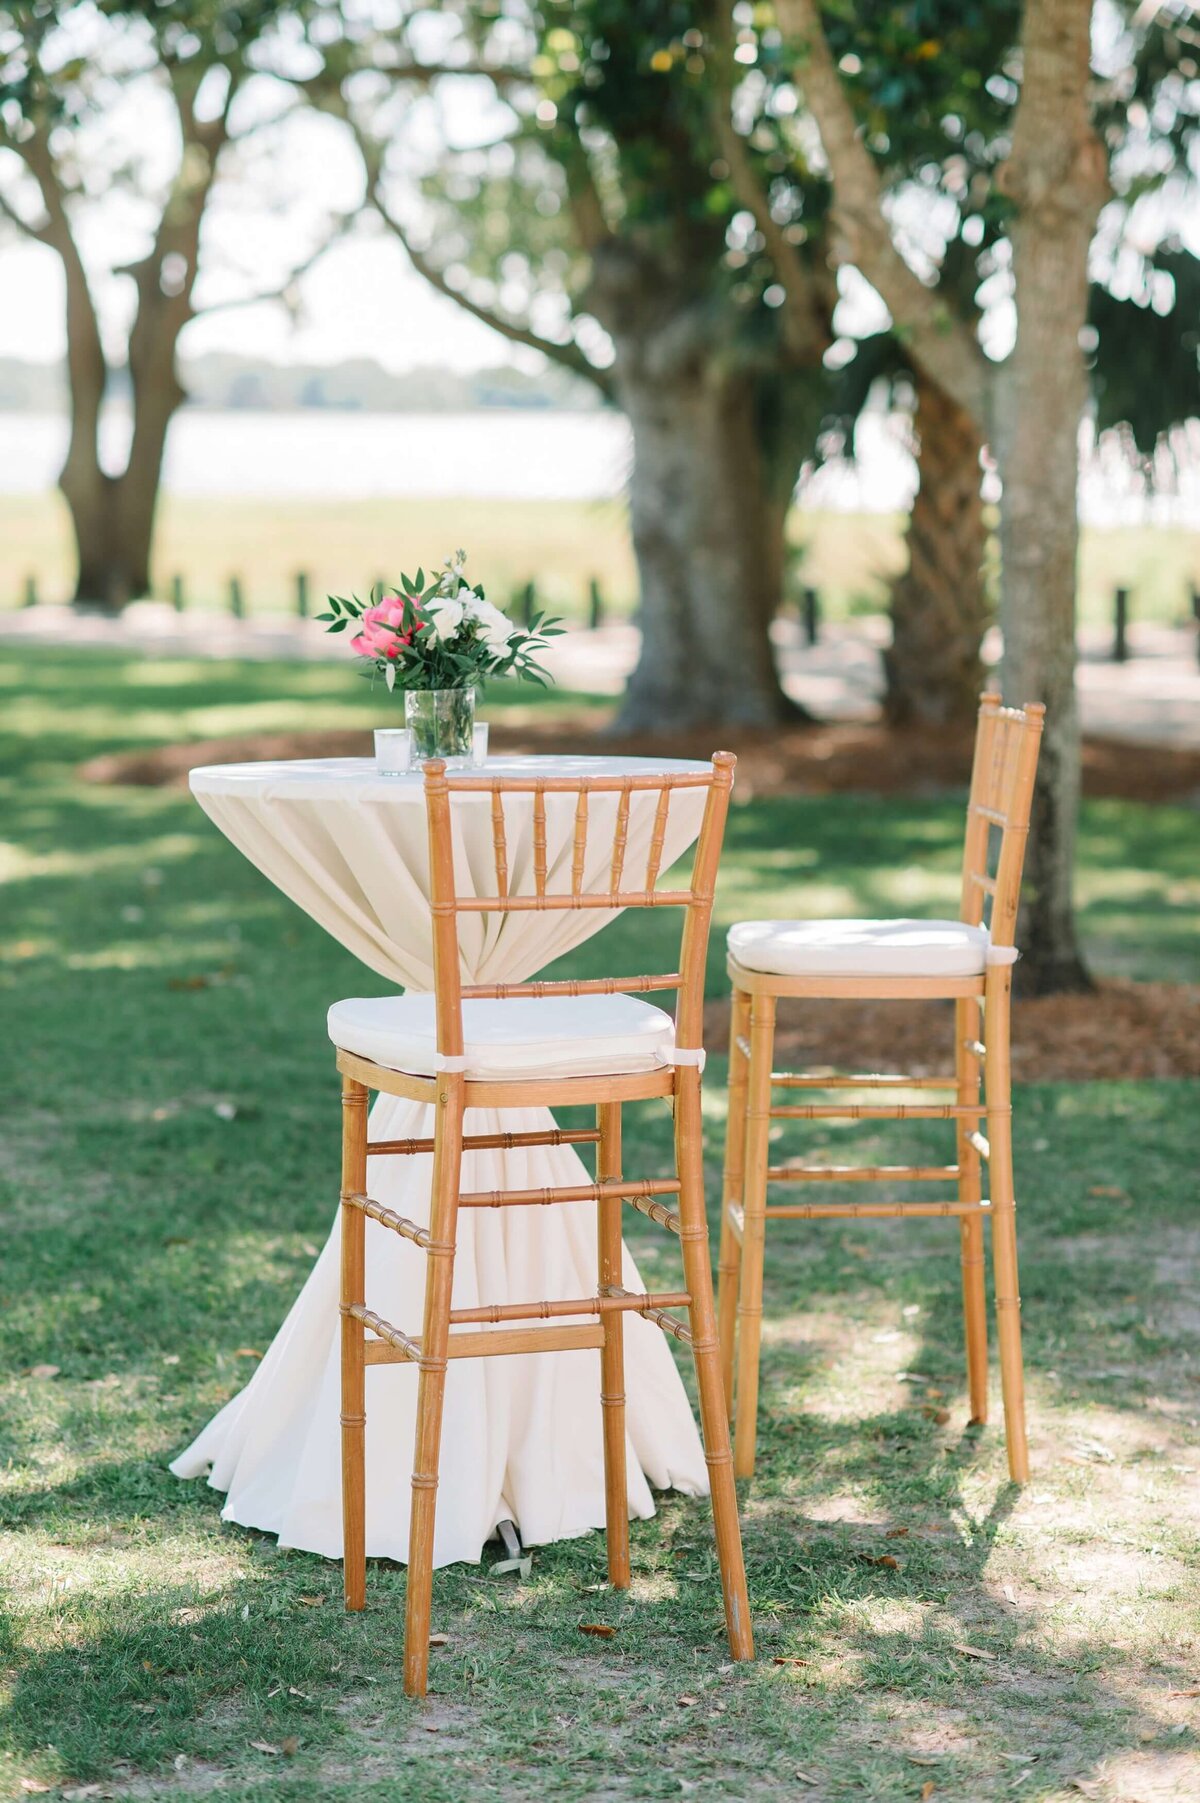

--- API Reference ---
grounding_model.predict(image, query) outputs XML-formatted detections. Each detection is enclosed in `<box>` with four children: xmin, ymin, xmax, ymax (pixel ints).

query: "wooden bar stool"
<box><xmin>331</xmin><ymin>755</ymin><xmax>753</xmax><ymax>1696</ymax></box>
<box><xmin>716</xmin><ymin>696</ymin><xmax>1044</xmax><ymax>1485</ymax></box>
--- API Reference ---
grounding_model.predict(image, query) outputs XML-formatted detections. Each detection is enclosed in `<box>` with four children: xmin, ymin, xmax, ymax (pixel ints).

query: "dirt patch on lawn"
<box><xmin>78</xmin><ymin>715</ymin><xmax>1200</xmax><ymax>806</ymax></box>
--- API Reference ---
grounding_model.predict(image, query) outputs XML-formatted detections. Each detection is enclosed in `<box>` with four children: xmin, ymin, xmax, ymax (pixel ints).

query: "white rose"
<box><xmin>426</xmin><ymin>597</ymin><xmax>465</xmax><ymax>642</ymax></box>
<box><xmin>467</xmin><ymin>597</ymin><xmax>519</xmax><ymax>654</ymax></box>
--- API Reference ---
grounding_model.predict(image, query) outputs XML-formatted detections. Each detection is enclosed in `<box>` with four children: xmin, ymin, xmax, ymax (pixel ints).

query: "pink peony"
<box><xmin>350</xmin><ymin>594</ymin><xmax>421</xmax><ymax>661</ymax></box>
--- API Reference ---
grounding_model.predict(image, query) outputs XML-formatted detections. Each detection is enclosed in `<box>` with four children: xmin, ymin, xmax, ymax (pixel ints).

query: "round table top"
<box><xmin>189</xmin><ymin>753</ymin><xmax>713</xmax><ymax>803</ymax></box>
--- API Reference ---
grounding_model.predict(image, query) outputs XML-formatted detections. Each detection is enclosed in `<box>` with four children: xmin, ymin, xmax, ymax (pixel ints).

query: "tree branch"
<box><xmin>775</xmin><ymin>0</ymin><xmax>988</xmax><ymax>425</ymax></box>
<box><xmin>0</xmin><ymin>180</ymin><xmax>54</xmax><ymax>245</ymax></box>
<box><xmin>558</xmin><ymin>139</ymin><xmax>613</xmax><ymax>254</ymax></box>
<box><xmin>712</xmin><ymin>111</ymin><xmax>831</xmax><ymax>360</ymax></box>
<box><xmin>190</xmin><ymin>212</ymin><xmax>358</xmax><ymax>318</ymax></box>
<box><xmin>374</xmin><ymin>186</ymin><xmax>612</xmax><ymax>394</ymax></box>
<box><xmin>332</xmin><ymin>106</ymin><xmax>612</xmax><ymax>396</ymax></box>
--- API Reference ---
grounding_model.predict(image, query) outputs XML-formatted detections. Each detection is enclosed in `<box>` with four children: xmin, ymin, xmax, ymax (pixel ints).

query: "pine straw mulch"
<box><xmin>80</xmin><ymin>715</ymin><xmax>1200</xmax><ymax>1083</ymax></box>
<box><xmin>703</xmin><ymin>982</ymin><xmax>1200</xmax><ymax>1084</ymax></box>
<box><xmin>79</xmin><ymin>710</ymin><xmax>1200</xmax><ymax>805</ymax></box>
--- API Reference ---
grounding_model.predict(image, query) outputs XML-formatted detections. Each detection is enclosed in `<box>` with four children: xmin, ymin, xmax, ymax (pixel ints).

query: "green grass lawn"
<box><xmin>2</xmin><ymin>651</ymin><xmax>1199</xmax><ymax>1801</ymax></box>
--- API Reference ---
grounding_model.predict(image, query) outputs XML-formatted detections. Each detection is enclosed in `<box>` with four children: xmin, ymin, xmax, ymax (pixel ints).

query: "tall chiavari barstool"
<box><xmin>329</xmin><ymin>754</ymin><xmax>753</xmax><ymax>1696</ymax></box>
<box><xmin>717</xmin><ymin>696</ymin><xmax>1044</xmax><ymax>1484</ymax></box>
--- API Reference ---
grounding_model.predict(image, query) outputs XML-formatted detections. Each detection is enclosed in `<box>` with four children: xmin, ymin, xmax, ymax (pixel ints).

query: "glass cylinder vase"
<box><xmin>404</xmin><ymin>687</ymin><xmax>476</xmax><ymax>764</ymax></box>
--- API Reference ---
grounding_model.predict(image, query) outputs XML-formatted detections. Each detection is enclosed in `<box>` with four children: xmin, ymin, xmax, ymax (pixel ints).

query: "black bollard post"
<box><xmin>802</xmin><ymin>586</ymin><xmax>820</xmax><ymax>647</ymax></box>
<box><xmin>1113</xmin><ymin>586</ymin><xmax>1129</xmax><ymax>663</ymax></box>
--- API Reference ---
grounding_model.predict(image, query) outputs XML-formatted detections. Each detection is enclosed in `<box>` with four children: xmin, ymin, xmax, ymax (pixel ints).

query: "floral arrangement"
<box><xmin>319</xmin><ymin>550</ymin><xmax>560</xmax><ymax>692</ymax></box>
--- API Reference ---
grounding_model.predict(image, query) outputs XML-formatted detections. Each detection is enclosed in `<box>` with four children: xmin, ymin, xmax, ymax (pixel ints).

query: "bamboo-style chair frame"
<box><xmin>717</xmin><ymin>694</ymin><xmax>1045</xmax><ymax>1485</ymax></box>
<box><xmin>337</xmin><ymin>753</ymin><xmax>753</xmax><ymax>1696</ymax></box>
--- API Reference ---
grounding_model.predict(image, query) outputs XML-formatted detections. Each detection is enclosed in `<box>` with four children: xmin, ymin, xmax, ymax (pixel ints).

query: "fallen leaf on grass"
<box><xmin>234</xmin><ymin>1347</ymin><xmax>262</xmax><ymax>1359</ymax></box>
<box><xmin>1070</xmin><ymin>1438</ymin><xmax>1115</xmax><ymax>1464</ymax></box>
<box><xmin>1167</xmin><ymin>1687</ymin><xmax>1200</xmax><ymax>1698</ymax></box>
<box><xmin>921</xmin><ymin>1784</ymin><xmax>936</xmax><ymax>1800</ymax></box>
<box><xmin>281</xmin><ymin>1738</ymin><xmax>300</xmax><ymax>1758</ymax></box>
<box><xmin>288</xmin><ymin>1686</ymin><xmax>310</xmax><ymax>1699</ymax></box>
<box><xmin>29</xmin><ymin>1365</ymin><xmax>60</xmax><ymax>1380</ymax></box>
<box><xmin>250</xmin><ymin>1740</ymin><xmax>280</xmax><ymax>1756</ymax></box>
<box><xmin>677</xmin><ymin>1694</ymin><xmax>699</xmax><ymax>1707</ymax></box>
<box><xmin>428</xmin><ymin>1635</ymin><xmax>449</xmax><ymax>1647</ymax></box>
<box><xmin>772</xmin><ymin>1656</ymin><xmax>808</xmax><ymax>1667</ymax></box>
<box><xmin>297</xmin><ymin>1594</ymin><xmax>325</xmax><ymax>1607</ymax></box>
<box><xmin>860</xmin><ymin>1553</ymin><xmax>901</xmax><ymax>1570</ymax></box>
<box><xmin>886</xmin><ymin>1527</ymin><xmax>910</xmax><ymax>1539</ymax></box>
<box><xmin>62</xmin><ymin>1787</ymin><xmax>104</xmax><ymax>1800</ymax></box>
<box><xmin>1088</xmin><ymin>1185</ymin><xmax>1127</xmax><ymax>1199</ymax></box>
<box><xmin>578</xmin><ymin>1622</ymin><xmax>616</xmax><ymax>1638</ymax></box>
<box><xmin>19</xmin><ymin>1783</ymin><xmax>51</xmax><ymax>1796</ymax></box>
<box><xmin>922</xmin><ymin>1405</ymin><xmax>951</xmax><ymax>1425</ymax></box>
<box><xmin>950</xmin><ymin>1643</ymin><xmax>997</xmax><ymax>1661</ymax></box>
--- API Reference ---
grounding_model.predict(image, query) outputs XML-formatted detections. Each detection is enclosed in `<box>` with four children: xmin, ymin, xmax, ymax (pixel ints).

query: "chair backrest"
<box><xmin>960</xmin><ymin>693</ymin><xmax>1045</xmax><ymax>952</ymax></box>
<box><xmin>422</xmin><ymin>754</ymin><xmax>737</xmax><ymax>1063</ymax></box>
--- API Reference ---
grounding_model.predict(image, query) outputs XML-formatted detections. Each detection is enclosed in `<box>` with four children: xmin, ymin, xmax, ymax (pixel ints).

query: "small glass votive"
<box><xmin>471</xmin><ymin>721</ymin><xmax>489</xmax><ymax>767</ymax></box>
<box><xmin>374</xmin><ymin>727</ymin><xmax>413</xmax><ymax>776</ymax></box>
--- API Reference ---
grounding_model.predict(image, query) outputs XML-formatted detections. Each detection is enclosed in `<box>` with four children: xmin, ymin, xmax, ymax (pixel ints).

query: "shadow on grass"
<box><xmin>3</xmin><ymin>1430</ymin><xmax>1196</xmax><ymax>1800</ymax></box>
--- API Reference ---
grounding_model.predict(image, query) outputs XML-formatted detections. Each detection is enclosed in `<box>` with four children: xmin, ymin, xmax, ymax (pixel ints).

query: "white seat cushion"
<box><xmin>328</xmin><ymin>992</ymin><xmax>678</xmax><ymax>1080</ymax></box>
<box><xmin>727</xmin><ymin>918</ymin><xmax>991</xmax><ymax>980</ymax></box>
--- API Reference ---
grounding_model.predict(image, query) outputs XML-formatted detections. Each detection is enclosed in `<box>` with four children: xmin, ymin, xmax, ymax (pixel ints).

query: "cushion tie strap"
<box><xmin>985</xmin><ymin>945</ymin><xmax>1020</xmax><ymax>966</ymax></box>
<box><xmin>670</xmin><ymin>1047</ymin><xmax>707</xmax><ymax>1071</ymax></box>
<box><xmin>430</xmin><ymin>1053</ymin><xmax>469</xmax><ymax>1072</ymax></box>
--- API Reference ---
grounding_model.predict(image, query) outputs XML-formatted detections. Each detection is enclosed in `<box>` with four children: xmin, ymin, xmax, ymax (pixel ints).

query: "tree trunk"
<box><xmin>996</xmin><ymin>0</ymin><xmax>1109</xmax><ymax>993</ymax></box>
<box><xmin>63</xmin><ymin>469</ymin><xmax>166</xmax><ymax>609</ymax></box>
<box><xmin>884</xmin><ymin>374</ymin><xmax>989</xmax><ymax>728</ymax></box>
<box><xmin>614</xmin><ymin>357</ymin><xmax>798</xmax><ymax>731</ymax></box>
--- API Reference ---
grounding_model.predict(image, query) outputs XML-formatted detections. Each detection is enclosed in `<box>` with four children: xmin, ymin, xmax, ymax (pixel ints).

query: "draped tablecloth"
<box><xmin>171</xmin><ymin>755</ymin><xmax>713</xmax><ymax>1567</ymax></box>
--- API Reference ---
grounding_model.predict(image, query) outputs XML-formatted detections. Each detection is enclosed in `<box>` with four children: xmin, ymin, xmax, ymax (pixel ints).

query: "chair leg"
<box><xmin>674</xmin><ymin>1064</ymin><xmax>754</xmax><ymax>1661</ymax></box>
<box><xmin>340</xmin><ymin>1075</ymin><xmax>370</xmax><ymax>1613</ymax></box>
<box><xmin>597</xmin><ymin>1100</ymin><xmax>630</xmax><ymax>1589</ymax></box>
<box><xmin>403</xmin><ymin>1075</ymin><xmax>466</xmax><ymax>1697</ymax></box>
<box><xmin>717</xmin><ymin>986</ymin><xmax>752</xmax><ymax>1415</ymax></box>
<box><xmin>733</xmin><ymin>992</ymin><xmax>776</xmax><ymax>1481</ymax></box>
<box><xmin>984</xmin><ymin>969</ymin><xmax>1030</xmax><ymax>1483</ymax></box>
<box><xmin>955</xmin><ymin>996</ymin><xmax>989</xmax><ymax>1424</ymax></box>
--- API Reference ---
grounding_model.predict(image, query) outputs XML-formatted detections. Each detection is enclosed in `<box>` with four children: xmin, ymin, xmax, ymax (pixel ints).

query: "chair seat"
<box><xmin>727</xmin><ymin>917</ymin><xmax>991</xmax><ymax>980</ymax></box>
<box><xmin>328</xmin><ymin>992</ymin><xmax>679</xmax><ymax>1081</ymax></box>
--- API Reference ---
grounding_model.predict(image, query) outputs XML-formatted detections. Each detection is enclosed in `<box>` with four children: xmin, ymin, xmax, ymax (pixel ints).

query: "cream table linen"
<box><xmin>171</xmin><ymin>755</ymin><xmax>712</xmax><ymax>1567</ymax></box>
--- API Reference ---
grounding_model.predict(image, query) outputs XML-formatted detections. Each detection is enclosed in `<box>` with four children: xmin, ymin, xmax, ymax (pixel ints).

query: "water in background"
<box><xmin>0</xmin><ymin>406</ymin><xmax>918</xmax><ymax>511</ymax></box>
<box><xmin>3</xmin><ymin>406</ymin><xmax>1195</xmax><ymax>525</ymax></box>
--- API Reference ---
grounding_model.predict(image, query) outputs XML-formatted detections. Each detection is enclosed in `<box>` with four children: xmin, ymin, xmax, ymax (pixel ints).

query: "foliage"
<box><xmin>320</xmin><ymin>549</ymin><xmax>562</xmax><ymax>693</ymax></box>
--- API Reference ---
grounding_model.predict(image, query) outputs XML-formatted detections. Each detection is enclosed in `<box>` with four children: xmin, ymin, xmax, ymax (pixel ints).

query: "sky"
<box><xmin>0</xmin><ymin>14</ymin><xmax>537</xmax><ymax>376</ymax></box>
<box><xmin>0</xmin><ymin>230</ymin><xmax>519</xmax><ymax>373</ymax></box>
